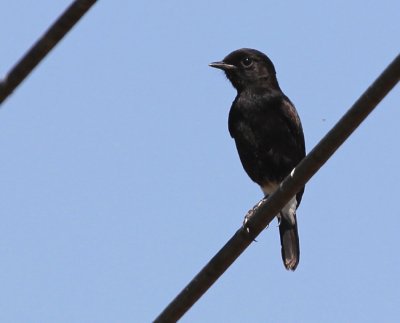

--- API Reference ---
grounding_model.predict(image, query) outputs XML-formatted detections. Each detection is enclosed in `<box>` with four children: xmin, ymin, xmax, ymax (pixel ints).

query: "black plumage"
<box><xmin>210</xmin><ymin>48</ymin><xmax>306</xmax><ymax>270</ymax></box>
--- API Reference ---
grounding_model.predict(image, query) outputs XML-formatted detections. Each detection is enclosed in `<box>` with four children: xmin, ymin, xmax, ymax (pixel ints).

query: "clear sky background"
<box><xmin>1</xmin><ymin>1</ymin><xmax>399</xmax><ymax>322</ymax></box>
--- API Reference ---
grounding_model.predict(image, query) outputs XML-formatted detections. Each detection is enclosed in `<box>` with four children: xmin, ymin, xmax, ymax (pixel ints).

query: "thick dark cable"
<box><xmin>0</xmin><ymin>0</ymin><xmax>97</xmax><ymax>104</ymax></box>
<box><xmin>154</xmin><ymin>53</ymin><xmax>400</xmax><ymax>322</ymax></box>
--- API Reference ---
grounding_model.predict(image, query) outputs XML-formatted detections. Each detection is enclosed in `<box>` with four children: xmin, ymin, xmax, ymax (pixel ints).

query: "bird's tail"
<box><xmin>279</xmin><ymin>213</ymin><xmax>300</xmax><ymax>271</ymax></box>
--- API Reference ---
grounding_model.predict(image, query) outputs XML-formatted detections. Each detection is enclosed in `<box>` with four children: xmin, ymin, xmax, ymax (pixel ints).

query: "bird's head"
<box><xmin>209</xmin><ymin>48</ymin><xmax>279</xmax><ymax>92</ymax></box>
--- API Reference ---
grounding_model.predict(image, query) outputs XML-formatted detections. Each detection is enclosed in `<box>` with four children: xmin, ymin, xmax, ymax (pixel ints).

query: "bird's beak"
<box><xmin>209</xmin><ymin>61</ymin><xmax>236</xmax><ymax>71</ymax></box>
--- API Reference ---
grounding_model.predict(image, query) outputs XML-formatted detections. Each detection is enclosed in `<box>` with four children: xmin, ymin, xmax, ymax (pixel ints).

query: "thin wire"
<box><xmin>0</xmin><ymin>0</ymin><xmax>98</xmax><ymax>104</ymax></box>
<box><xmin>154</xmin><ymin>53</ymin><xmax>400</xmax><ymax>322</ymax></box>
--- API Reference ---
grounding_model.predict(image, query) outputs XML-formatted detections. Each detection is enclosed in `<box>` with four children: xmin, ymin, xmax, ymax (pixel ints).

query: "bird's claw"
<box><xmin>243</xmin><ymin>214</ymin><xmax>258</xmax><ymax>242</ymax></box>
<box><xmin>242</xmin><ymin>196</ymin><xmax>268</xmax><ymax>240</ymax></box>
<box><xmin>243</xmin><ymin>208</ymin><xmax>254</xmax><ymax>233</ymax></box>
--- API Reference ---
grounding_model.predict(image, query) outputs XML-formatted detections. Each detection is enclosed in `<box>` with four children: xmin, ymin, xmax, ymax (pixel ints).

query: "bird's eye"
<box><xmin>241</xmin><ymin>57</ymin><xmax>253</xmax><ymax>67</ymax></box>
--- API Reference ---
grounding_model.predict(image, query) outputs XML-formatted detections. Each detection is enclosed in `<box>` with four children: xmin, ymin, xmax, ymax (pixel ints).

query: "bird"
<box><xmin>209</xmin><ymin>48</ymin><xmax>306</xmax><ymax>271</ymax></box>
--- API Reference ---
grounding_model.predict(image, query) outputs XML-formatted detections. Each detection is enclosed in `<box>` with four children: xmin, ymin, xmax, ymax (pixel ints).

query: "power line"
<box><xmin>1</xmin><ymin>3</ymin><xmax>398</xmax><ymax>320</ymax></box>
<box><xmin>154</xmin><ymin>53</ymin><xmax>400</xmax><ymax>322</ymax></box>
<box><xmin>0</xmin><ymin>0</ymin><xmax>97</xmax><ymax>104</ymax></box>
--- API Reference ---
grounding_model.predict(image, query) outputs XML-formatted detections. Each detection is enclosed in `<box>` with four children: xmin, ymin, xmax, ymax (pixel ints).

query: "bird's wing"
<box><xmin>275</xmin><ymin>96</ymin><xmax>306</xmax><ymax>205</ymax></box>
<box><xmin>278</xmin><ymin>97</ymin><xmax>306</xmax><ymax>156</ymax></box>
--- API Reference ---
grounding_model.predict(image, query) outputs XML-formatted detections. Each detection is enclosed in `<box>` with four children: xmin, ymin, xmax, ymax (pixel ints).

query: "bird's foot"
<box><xmin>243</xmin><ymin>208</ymin><xmax>254</xmax><ymax>232</ymax></box>
<box><xmin>242</xmin><ymin>195</ymin><xmax>269</xmax><ymax>239</ymax></box>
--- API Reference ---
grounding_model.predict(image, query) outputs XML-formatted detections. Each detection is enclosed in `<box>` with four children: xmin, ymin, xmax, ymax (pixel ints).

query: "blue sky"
<box><xmin>1</xmin><ymin>1</ymin><xmax>399</xmax><ymax>322</ymax></box>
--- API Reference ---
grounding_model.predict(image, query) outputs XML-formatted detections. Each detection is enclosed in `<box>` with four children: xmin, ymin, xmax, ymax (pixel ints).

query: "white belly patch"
<box><xmin>261</xmin><ymin>183</ymin><xmax>297</xmax><ymax>225</ymax></box>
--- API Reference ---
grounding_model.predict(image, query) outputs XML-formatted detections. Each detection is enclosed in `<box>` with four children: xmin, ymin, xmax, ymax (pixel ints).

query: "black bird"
<box><xmin>210</xmin><ymin>48</ymin><xmax>305</xmax><ymax>271</ymax></box>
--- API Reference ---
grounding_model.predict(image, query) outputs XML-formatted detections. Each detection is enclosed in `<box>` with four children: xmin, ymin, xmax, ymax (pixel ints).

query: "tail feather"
<box><xmin>279</xmin><ymin>214</ymin><xmax>300</xmax><ymax>271</ymax></box>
